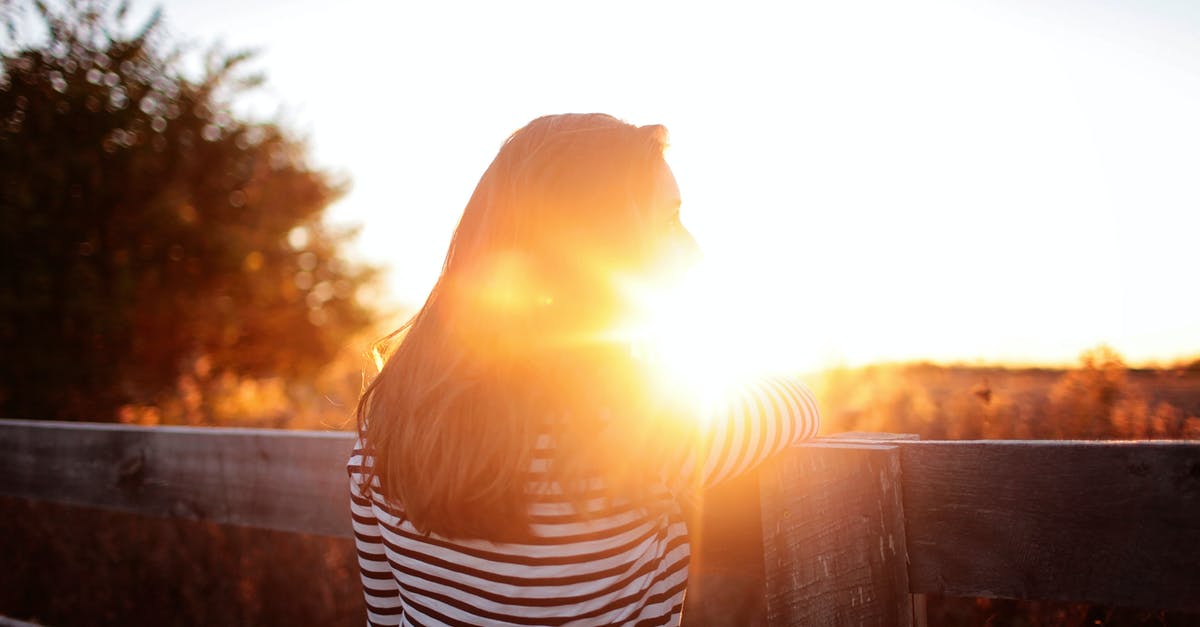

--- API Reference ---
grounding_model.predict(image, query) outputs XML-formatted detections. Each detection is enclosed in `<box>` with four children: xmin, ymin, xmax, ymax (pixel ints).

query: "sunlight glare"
<box><xmin>619</xmin><ymin>262</ymin><xmax>794</xmax><ymax>419</ymax></box>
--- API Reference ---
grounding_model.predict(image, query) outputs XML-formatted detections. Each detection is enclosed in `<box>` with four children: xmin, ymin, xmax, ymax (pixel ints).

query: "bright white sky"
<box><xmin>140</xmin><ymin>0</ymin><xmax>1199</xmax><ymax>370</ymax></box>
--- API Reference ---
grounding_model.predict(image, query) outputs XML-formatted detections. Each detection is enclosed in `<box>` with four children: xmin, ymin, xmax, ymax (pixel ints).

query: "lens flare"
<box><xmin>616</xmin><ymin>263</ymin><xmax>772</xmax><ymax>421</ymax></box>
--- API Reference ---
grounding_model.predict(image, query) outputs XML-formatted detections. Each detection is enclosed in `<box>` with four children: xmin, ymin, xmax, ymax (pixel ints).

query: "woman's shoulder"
<box><xmin>348</xmin><ymin>435</ymin><xmax>373</xmax><ymax>465</ymax></box>
<box><xmin>346</xmin><ymin>437</ymin><xmax>381</xmax><ymax>493</ymax></box>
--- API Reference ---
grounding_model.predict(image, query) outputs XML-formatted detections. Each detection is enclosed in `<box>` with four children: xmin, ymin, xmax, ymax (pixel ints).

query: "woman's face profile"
<box><xmin>647</xmin><ymin>160</ymin><xmax>700</xmax><ymax>281</ymax></box>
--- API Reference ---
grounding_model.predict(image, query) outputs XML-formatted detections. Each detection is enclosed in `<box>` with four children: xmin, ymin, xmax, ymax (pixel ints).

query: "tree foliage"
<box><xmin>0</xmin><ymin>0</ymin><xmax>377</xmax><ymax>421</ymax></box>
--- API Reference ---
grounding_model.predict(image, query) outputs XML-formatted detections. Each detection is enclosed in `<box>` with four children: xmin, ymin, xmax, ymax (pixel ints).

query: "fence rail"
<box><xmin>1</xmin><ymin>420</ymin><xmax>1198</xmax><ymax>626</ymax></box>
<box><xmin>0</xmin><ymin>419</ymin><xmax>354</xmax><ymax>537</ymax></box>
<box><xmin>757</xmin><ymin>436</ymin><xmax>1200</xmax><ymax>624</ymax></box>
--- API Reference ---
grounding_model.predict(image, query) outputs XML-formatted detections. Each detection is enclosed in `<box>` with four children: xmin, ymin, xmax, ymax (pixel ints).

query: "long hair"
<box><xmin>356</xmin><ymin>114</ymin><xmax>694</xmax><ymax>541</ymax></box>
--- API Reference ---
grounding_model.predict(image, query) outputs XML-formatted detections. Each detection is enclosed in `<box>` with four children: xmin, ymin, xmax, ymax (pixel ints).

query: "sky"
<box><xmin>119</xmin><ymin>0</ymin><xmax>1200</xmax><ymax>370</ymax></box>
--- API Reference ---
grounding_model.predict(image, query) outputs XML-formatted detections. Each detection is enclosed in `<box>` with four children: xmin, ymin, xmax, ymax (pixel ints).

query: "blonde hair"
<box><xmin>357</xmin><ymin>114</ymin><xmax>692</xmax><ymax>541</ymax></box>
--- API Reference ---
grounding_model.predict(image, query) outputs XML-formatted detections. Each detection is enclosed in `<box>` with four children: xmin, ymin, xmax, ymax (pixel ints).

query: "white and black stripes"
<box><xmin>348</xmin><ymin>377</ymin><xmax>819</xmax><ymax>627</ymax></box>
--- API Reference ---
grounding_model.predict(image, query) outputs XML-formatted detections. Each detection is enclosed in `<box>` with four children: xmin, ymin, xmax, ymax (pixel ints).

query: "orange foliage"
<box><xmin>116</xmin><ymin>324</ymin><xmax>391</xmax><ymax>430</ymax></box>
<box><xmin>811</xmin><ymin>347</ymin><xmax>1200</xmax><ymax>441</ymax></box>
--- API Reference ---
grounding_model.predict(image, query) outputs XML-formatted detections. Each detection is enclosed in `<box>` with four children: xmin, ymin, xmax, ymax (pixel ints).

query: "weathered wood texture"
<box><xmin>0</xmin><ymin>615</ymin><xmax>43</xmax><ymax>627</ymax></box>
<box><xmin>899</xmin><ymin>440</ymin><xmax>1200</xmax><ymax>613</ymax></box>
<box><xmin>0</xmin><ymin>420</ymin><xmax>763</xmax><ymax>626</ymax></box>
<box><xmin>682</xmin><ymin>469</ymin><xmax>768</xmax><ymax>627</ymax></box>
<box><xmin>760</xmin><ymin>442</ymin><xmax>913</xmax><ymax>627</ymax></box>
<box><xmin>0</xmin><ymin>420</ymin><xmax>356</xmax><ymax>537</ymax></box>
<box><xmin>5</xmin><ymin>421</ymin><xmax>1200</xmax><ymax>619</ymax></box>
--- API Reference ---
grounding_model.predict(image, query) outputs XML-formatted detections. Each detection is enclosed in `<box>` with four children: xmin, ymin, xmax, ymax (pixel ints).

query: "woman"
<box><xmin>349</xmin><ymin>113</ymin><xmax>820</xmax><ymax>626</ymax></box>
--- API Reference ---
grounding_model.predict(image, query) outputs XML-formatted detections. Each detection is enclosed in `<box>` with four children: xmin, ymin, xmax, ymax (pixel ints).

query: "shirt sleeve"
<box><xmin>677</xmin><ymin>376</ymin><xmax>821</xmax><ymax>489</ymax></box>
<box><xmin>348</xmin><ymin>446</ymin><xmax>406</xmax><ymax>627</ymax></box>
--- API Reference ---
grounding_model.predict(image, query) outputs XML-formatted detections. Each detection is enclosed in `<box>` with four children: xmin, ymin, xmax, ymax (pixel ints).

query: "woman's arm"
<box><xmin>679</xmin><ymin>376</ymin><xmax>821</xmax><ymax>488</ymax></box>
<box><xmin>348</xmin><ymin>447</ymin><xmax>406</xmax><ymax>627</ymax></box>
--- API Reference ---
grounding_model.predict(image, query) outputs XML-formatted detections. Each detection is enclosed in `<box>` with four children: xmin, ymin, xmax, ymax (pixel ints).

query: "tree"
<box><xmin>0</xmin><ymin>0</ymin><xmax>377</xmax><ymax>421</ymax></box>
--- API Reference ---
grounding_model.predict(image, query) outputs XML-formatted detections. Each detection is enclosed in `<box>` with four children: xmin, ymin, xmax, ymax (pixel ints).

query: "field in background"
<box><xmin>813</xmin><ymin>348</ymin><xmax>1200</xmax><ymax>441</ymax></box>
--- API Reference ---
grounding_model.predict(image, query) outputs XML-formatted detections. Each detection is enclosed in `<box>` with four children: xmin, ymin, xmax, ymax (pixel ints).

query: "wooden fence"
<box><xmin>1</xmin><ymin>419</ymin><xmax>1198</xmax><ymax>625</ymax></box>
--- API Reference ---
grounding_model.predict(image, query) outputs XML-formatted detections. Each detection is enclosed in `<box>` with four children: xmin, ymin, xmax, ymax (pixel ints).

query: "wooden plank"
<box><xmin>685</xmin><ymin>435</ymin><xmax>922</xmax><ymax>626</ymax></box>
<box><xmin>760</xmin><ymin>442</ymin><xmax>912</xmax><ymax>626</ymax></box>
<box><xmin>0</xmin><ymin>616</ymin><xmax>43</xmax><ymax>627</ymax></box>
<box><xmin>828</xmin><ymin>432</ymin><xmax>921</xmax><ymax>442</ymax></box>
<box><xmin>828</xmin><ymin>433</ymin><xmax>928</xmax><ymax>627</ymax></box>
<box><xmin>683</xmin><ymin>469</ymin><xmax>768</xmax><ymax>627</ymax></box>
<box><xmin>0</xmin><ymin>420</ymin><xmax>356</xmax><ymax>537</ymax></box>
<box><xmin>7</xmin><ymin>420</ymin><xmax>1200</xmax><ymax>615</ymax></box>
<box><xmin>898</xmin><ymin>440</ymin><xmax>1200</xmax><ymax>612</ymax></box>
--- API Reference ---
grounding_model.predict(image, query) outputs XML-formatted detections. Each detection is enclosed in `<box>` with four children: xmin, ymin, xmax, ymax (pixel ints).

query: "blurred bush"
<box><xmin>0</xmin><ymin>0</ymin><xmax>379</xmax><ymax>423</ymax></box>
<box><xmin>812</xmin><ymin>346</ymin><xmax>1200</xmax><ymax>441</ymax></box>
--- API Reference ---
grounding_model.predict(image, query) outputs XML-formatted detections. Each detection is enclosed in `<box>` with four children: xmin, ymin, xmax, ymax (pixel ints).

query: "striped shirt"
<box><xmin>348</xmin><ymin>376</ymin><xmax>820</xmax><ymax>627</ymax></box>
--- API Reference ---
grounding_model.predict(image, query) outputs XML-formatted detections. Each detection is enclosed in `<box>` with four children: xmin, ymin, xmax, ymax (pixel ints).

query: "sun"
<box><xmin>617</xmin><ymin>262</ymin><xmax>786</xmax><ymax>418</ymax></box>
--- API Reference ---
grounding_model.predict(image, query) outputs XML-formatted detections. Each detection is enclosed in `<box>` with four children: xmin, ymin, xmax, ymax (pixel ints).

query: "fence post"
<box><xmin>760</xmin><ymin>438</ymin><xmax>913</xmax><ymax>626</ymax></box>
